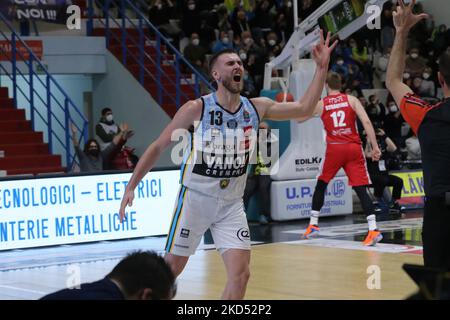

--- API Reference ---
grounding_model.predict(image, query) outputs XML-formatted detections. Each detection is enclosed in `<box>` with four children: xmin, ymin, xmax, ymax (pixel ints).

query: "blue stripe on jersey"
<box><xmin>165</xmin><ymin>186</ymin><xmax>187</xmax><ymax>251</ymax></box>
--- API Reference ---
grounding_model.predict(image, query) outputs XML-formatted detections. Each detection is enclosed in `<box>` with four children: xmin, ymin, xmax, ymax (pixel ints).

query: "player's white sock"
<box><xmin>310</xmin><ymin>210</ymin><xmax>320</xmax><ymax>226</ymax></box>
<box><xmin>367</xmin><ymin>214</ymin><xmax>377</xmax><ymax>231</ymax></box>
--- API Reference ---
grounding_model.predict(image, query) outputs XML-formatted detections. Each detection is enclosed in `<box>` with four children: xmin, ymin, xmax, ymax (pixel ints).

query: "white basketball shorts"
<box><xmin>164</xmin><ymin>185</ymin><xmax>251</xmax><ymax>256</ymax></box>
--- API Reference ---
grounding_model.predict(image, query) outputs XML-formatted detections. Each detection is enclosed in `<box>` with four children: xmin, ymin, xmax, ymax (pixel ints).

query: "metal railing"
<box><xmin>0</xmin><ymin>12</ymin><xmax>88</xmax><ymax>169</ymax></box>
<box><xmin>87</xmin><ymin>0</ymin><xmax>214</xmax><ymax>111</ymax></box>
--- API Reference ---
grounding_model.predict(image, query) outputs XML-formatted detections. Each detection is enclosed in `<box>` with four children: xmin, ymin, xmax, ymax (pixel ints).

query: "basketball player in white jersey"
<box><xmin>119</xmin><ymin>31</ymin><xmax>337</xmax><ymax>299</ymax></box>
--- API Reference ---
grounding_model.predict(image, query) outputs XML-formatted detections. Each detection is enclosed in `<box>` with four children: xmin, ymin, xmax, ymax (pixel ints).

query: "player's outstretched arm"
<box><xmin>252</xmin><ymin>30</ymin><xmax>337</xmax><ymax>121</ymax></box>
<box><xmin>119</xmin><ymin>100</ymin><xmax>202</xmax><ymax>222</ymax></box>
<box><xmin>386</xmin><ymin>0</ymin><xmax>428</xmax><ymax>106</ymax></box>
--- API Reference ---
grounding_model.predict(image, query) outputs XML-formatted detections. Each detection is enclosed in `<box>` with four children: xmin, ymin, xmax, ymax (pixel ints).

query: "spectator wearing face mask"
<box><xmin>96</xmin><ymin>108</ymin><xmax>120</xmax><ymax>151</ymax></box>
<box><xmin>183</xmin><ymin>33</ymin><xmax>207</xmax><ymax>70</ymax></box>
<box><xmin>403</xmin><ymin>71</ymin><xmax>413</xmax><ymax>87</ymax></box>
<box><xmin>212</xmin><ymin>30</ymin><xmax>233</xmax><ymax>53</ymax></box>
<box><xmin>383</xmin><ymin>100</ymin><xmax>404</xmax><ymax>149</ymax></box>
<box><xmin>405</xmin><ymin>48</ymin><xmax>428</xmax><ymax>78</ymax></box>
<box><xmin>331</xmin><ymin>55</ymin><xmax>350</xmax><ymax>78</ymax></box>
<box><xmin>418</xmin><ymin>67</ymin><xmax>436</xmax><ymax>98</ymax></box>
<box><xmin>72</xmin><ymin>122</ymin><xmax>134</xmax><ymax>173</ymax></box>
<box><xmin>376</xmin><ymin>47</ymin><xmax>391</xmax><ymax>86</ymax></box>
<box><xmin>265</xmin><ymin>32</ymin><xmax>280</xmax><ymax>52</ymax></box>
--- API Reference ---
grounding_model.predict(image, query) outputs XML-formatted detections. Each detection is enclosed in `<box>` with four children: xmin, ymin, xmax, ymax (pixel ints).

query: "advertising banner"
<box><xmin>0</xmin><ymin>0</ymin><xmax>74</xmax><ymax>24</ymax></box>
<box><xmin>391</xmin><ymin>170</ymin><xmax>424</xmax><ymax>208</ymax></box>
<box><xmin>271</xmin><ymin>177</ymin><xmax>352</xmax><ymax>221</ymax></box>
<box><xmin>0</xmin><ymin>170</ymin><xmax>180</xmax><ymax>250</ymax></box>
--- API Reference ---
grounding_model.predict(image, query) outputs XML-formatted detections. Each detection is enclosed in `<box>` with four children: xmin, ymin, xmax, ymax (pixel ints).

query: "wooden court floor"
<box><xmin>175</xmin><ymin>242</ymin><xmax>422</xmax><ymax>300</ymax></box>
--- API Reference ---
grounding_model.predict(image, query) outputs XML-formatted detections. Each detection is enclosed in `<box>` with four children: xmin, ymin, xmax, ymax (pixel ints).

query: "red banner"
<box><xmin>0</xmin><ymin>40</ymin><xmax>43</xmax><ymax>61</ymax></box>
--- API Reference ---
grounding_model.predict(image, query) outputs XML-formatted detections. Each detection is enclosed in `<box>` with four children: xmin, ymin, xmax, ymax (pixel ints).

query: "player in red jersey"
<box><xmin>298</xmin><ymin>72</ymin><xmax>382</xmax><ymax>246</ymax></box>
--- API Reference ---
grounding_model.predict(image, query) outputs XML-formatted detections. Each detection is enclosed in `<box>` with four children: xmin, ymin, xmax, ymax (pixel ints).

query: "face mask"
<box><xmin>222</xmin><ymin>37</ymin><xmax>229</xmax><ymax>44</ymax></box>
<box><xmin>106</xmin><ymin>114</ymin><xmax>113</xmax><ymax>122</ymax></box>
<box><xmin>88</xmin><ymin>149</ymin><xmax>99</xmax><ymax>157</ymax></box>
<box><xmin>423</xmin><ymin>73</ymin><xmax>430</xmax><ymax>80</ymax></box>
<box><xmin>403</xmin><ymin>73</ymin><xmax>410</xmax><ymax>80</ymax></box>
<box><xmin>192</xmin><ymin>38</ymin><xmax>199</xmax><ymax>46</ymax></box>
<box><xmin>269</xmin><ymin>56</ymin><xmax>275</xmax><ymax>61</ymax></box>
<box><xmin>287</xmin><ymin>1</ymin><xmax>292</xmax><ymax>7</ymax></box>
<box><xmin>410</xmin><ymin>53</ymin><xmax>419</xmax><ymax>59</ymax></box>
<box><xmin>389</xmin><ymin>105</ymin><xmax>398</xmax><ymax>113</ymax></box>
<box><xmin>240</xmin><ymin>53</ymin><xmax>247</xmax><ymax>61</ymax></box>
<box><xmin>156</xmin><ymin>4</ymin><xmax>162</xmax><ymax>9</ymax></box>
<box><xmin>188</xmin><ymin>4</ymin><xmax>195</xmax><ymax>10</ymax></box>
<box><xmin>268</xmin><ymin>39</ymin><xmax>276</xmax><ymax>46</ymax></box>
<box><xmin>337</xmin><ymin>60</ymin><xmax>344</xmax><ymax>66</ymax></box>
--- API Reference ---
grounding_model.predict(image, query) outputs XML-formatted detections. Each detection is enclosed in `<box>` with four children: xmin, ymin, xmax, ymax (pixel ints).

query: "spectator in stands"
<box><xmin>405</xmin><ymin>129</ymin><xmax>421</xmax><ymax>163</ymax></box>
<box><xmin>405</xmin><ymin>47</ymin><xmax>428</xmax><ymax>78</ymax></box>
<box><xmin>351</xmin><ymin>39</ymin><xmax>373</xmax><ymax>87</ymax></box>
<box><xmin>334</xmin><ymin>41</ymin><xmax>354</xmax><ymax>65</ymax></box>
<box><xmin>243</xmin><ymin>122</ymin><xmax>273</xmax><ymax>224</ymax></box>
<box><xmin>265</xmin><ymin>31</ymin><xmax>282</xmax><ymax>57</ymax></box>
<box><xmin>183</xmin><ymin>33</ymin><xmax>207</xmax><ymax>70</ymax></box>
<box><xmin>375</xmin><ymin>47</ymin><xmax>391</xmax><ymax>86</ymax></box>
<box><xmin>364</xmin><ymin>124</ymin><xmax>404</xmax><ymax>215</ymax></box>
<box><xmin>148</xmin><ymin>0</ymin><xmax>179</xmax><ymax>41</ymax></box>
<box><xmin>331</xmin><ymin>55</ymin><xmax>351</xmax><ymax>78</ymax></box>
<box><xmin>96</xmin><ymin>108</ymin><xmax>120</xmax><ymax>151</ymax></box>
<box><xmin>274</xmin><ymin>1</ymin><xmax>294</xmax><ymax>38</ymax></box>
<box><xmin>216</xmin><ymin>4</ymin><xmax>232</xmax><ymax>32</ymax></box>
<box><xmin>251</xmin><ymin>0</ymin><xmax>275</xmax><ymax>42</ymax></box>
<box><xmin>71</xmin><ymin>122</ymin><xmax>133</xmax><ymax>172</ymax></box>
<box><xmin>412</xmin><ymin>76</ymin><xmax>423</xmax><ymax>94</ymax></box>
<box><xmin>298</xmin><ymin>0</ymin><xmax>316</xmax><ymax>22</ymax></box>
<box><xmin>384</xmin><ymin>100</ymin><xmax>404</xmax><ymax>149</ymax></box>
<box><xmin>212</xmin><ymin>31</ymin><xmax>234</xmax><ymax>53</ymax></box>
<box><xmin>181</xmin><ymin>0</ymin><xmax>201</xmax><ymax>37</ymax></box>
<box><xmin>367</xmin><ymin>94</ymin><xmax>387</xmax><ymax>124</ymax></box>
<box><xmin>40</xmin><ymin>251</ymin><xmax>176</xmax><ymax>300</ymax></box>
<box><xmin>230</xmin><ymin>8</ymin><xmax>251</xmax><ymax>37</ymax></box>
<box><xmin>418</xmin><ymin>67</ymin><xmax>436</xmax><ymax>98</ymax></box>
<box><xmin>432</xmin><ymin>24</ymin><xmax>448</xmax><ymax>53</ymax></box>
<box><xmin>224</xmin><ymin>0</ymin><xmax>253</xmax><ymax>14</ymax></box>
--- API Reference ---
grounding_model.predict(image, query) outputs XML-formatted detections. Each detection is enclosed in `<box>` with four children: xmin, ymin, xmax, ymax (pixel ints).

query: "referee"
<box><xmin>386</xmin><ymin>0</ymin><xmax>450</xmax><ymax>269</ymax></box>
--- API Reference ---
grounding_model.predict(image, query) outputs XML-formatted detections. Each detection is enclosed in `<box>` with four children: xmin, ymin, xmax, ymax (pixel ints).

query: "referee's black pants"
<box><xmin>422</xmin><ymin>197</ymin><xmax>450</xmax><ymax>270</ymax></box>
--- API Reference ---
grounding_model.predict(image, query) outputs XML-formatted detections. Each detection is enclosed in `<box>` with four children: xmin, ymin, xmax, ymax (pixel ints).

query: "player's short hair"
<box><xmin>326</xmin><ymin>72</ymin><xmax>342</xmax><ymax>90</ymax></box>
<box><xmin>439</xmin><ymin>51</ymin><xmax>450</xmax><ymax>86</ymax></box>
<box><xmin>208</xmin><ymin>48</ymin><xmax>238</xmax><ymax>74</ymax></box>
<box><xmin>107</xmin><ymin>250</ymin><xmax>176</xmax><ymax>300</ymax></box>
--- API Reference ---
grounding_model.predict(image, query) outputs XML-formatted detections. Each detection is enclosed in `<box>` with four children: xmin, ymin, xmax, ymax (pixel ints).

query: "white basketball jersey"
<box><xmin>180</xmin><ymin>93</ymin><xmax>260</xmax><ymax>200</ymax></box>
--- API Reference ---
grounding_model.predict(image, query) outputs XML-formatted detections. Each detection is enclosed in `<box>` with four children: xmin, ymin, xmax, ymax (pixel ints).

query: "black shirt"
<box><xmin>400</xmin><ymin>94</ymin><xmax>450</xmax><ymax>197</ymax></box>
<box><xmin>40</xmin><ymin>278</ymin><xmax>124</xmax><ymax>300</ymax></box>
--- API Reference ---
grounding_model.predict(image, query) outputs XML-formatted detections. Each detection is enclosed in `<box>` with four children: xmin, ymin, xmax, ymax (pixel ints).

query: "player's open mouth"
<box><xmin>233</xmin><ymin>74</ymin><xmax>242</xmax><ymax>82</ymax></box>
